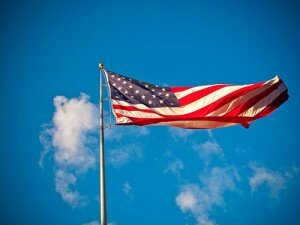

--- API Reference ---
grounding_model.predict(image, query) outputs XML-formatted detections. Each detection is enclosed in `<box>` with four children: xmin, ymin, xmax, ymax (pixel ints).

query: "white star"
<box><xmin>111</xmin><ymin>75</ymin><xmax>115</xmax><ymax>78</ymax></box>
<box><xmin>117</xmin><ymin>78</ymin><xmax>121</xmax><ymax>81</ymax></box>
<box><xmin>112</xmin><ymin>83</ymin><xmax>116</xmax><ymax>86</ymax></box>
<box><xmin>125</xmin><ymin>90</ymin><xmax>128</xmax><ymax>94</ymax></box>
<box><xmin>145</xmin><ymin>84</ymin><xmax>149</xmax><ymax>88</ymax></box>
<box><xmin>162</xmin><ymin>88</ymin><xmax>165</xmax><ymax>91</ymax></box>
<box><xmin>118</xmin><ymin>87</ymin><xmax>122</xmax><ymax>90</ymax></box>
<box><xmin>115</xmin><ymin>96</ymin><xmax>119</xmax><ymax>99</ymax></box>
<box><xmin>159</xmin><ymin>100</ymin><xmax>164</xmax><ymax>104</ymax></box>
<box><xmin>148</xmin><ymin>100</ymin><xmax>152</xmax><ymax>105</ymax></box>
<box><xmin>158</xmin><ymin>92</ymin><xmax>162</xmax><ymax>95</ymax></box>
<box><xmin>152</xmin><ymin>95</ymin><xmax>156</xmax><ymax>98</ymax></box>
<box><xmin>165</xmin><ymin>93</ymin><xmax>169</xmax><ymax>97</ymax></box>
<box><xmin>123</xmin><ymin>81</ymin><xmax>127</xmax><ymax>84</ymax></box>
<box><xmin>141</xmin><ymin>95</ymin><xmax>145</xmax><ymax>99</ymax></box>
<box><xmin>170</xmin><ymin>103</ymin><xmax>174</xmax><ymax>105</ymax></box>
<box><xmin>131</xmin><ymin>96</ymin><xmax>134</xmax><ymax>98</ymax></box>
<box><xmin>151</xmin><ymin>89</ymin><xmax>155</xmax><ymax>92</ymax></box>
<box><xmin>135</xmin><ymin>90</ymin><xmax>140</xmax><ymax>94</ymax></box>
<box><xmin>129</xmin><ymin>85</ymin><xmax>133</xmax><ymax>88</ymax></box>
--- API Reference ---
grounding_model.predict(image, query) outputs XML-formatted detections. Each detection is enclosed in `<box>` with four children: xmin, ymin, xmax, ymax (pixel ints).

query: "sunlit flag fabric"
<box><xmin>106</xmin><ymin>70</ymin><xmax>289</xmax><ymax>129</ymax></box>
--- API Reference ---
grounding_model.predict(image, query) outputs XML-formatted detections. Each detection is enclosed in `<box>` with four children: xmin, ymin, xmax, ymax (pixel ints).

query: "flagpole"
<box><xmin>99</xmin><ymin>63</ymin><xmax>107</xmax><ymax>225</ymax></box>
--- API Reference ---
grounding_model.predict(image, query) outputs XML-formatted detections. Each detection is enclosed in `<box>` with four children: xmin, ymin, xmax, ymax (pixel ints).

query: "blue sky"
<box><xmin>1</xmin><ymin>0</ymin><xmax>300</xmax><ymax>225</ymax></box>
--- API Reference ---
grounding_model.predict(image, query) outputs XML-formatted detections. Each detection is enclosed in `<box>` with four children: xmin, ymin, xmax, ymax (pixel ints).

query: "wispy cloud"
<box><xmin>164</xmin><ymin>158</ymin><xmax>184</xmax><ymax>176</ymax></box>
<box><xmin>105</xmin><ymin>125</ymin><xmax>149</xmax><ymax>141</ymax></box>
<box><xmin>169</xmin><ymin>127</ymin><xmax>195</xmax><ymax>141</ymax></box>
<box><xmin>193</xmin><ymin>140</ymin><xmax>223</xmax><ymax>165</ymax></box>
<box><xmin>195</xmin><ymin>140</ymin><xmax>223</xmax><ymax>158</ymax></box>
<box><xmin>39</xmin><ymin>93</ymin><xmax>98</xmax><ymax>207</ymax></box>
<box><xmin>82</xmin><ymin>221</ymin><xmax>99</xmax><ymax>225</ymax></box>
<box><xmin>122</xmin><ymin>181</ymin><xmax>134</xmax><ymax>199</ymax></box>
<box><xmin>105</xmin><ymin>125</ymin><xmax>149</xmax><ymax>168</ymax></box>
<box><xmin>123</xmin><ymin>181</ymin><xmax>132</xmax><ymax>195</ymax></box>
<box><xmin>249</xmin><ymin>163</ymin><xmax>290</xmax><ymax>198</ymax></box>
<box><xmin>207</xmin><ymin>129</ymin><xmax>213</xmax><ymax>139</ymax></box>
<box><xmin>172</xmin><ymin>129</ymin><xmax>236</xmax><ymax>225</ymax></box>
<box><xmin>55</xmin><ymin>169</ymin><xmax>88</xmax><ymax>207</ymax></box>
<box><xmin>163</xmin><ymin>150</ymin><xmax>184</xmax><ymax>177</ymax></box>
<box><xmin>107</xmin><ymin>144</ymin><xmax>143</xmax><ymax>167</ymax></box>
<box><xmin>293</xmin><ymin>166</ymin><xmax>300</xmax><ymax>173</ymax></box>
<box><xmin>176</xmin><ymin>167</ymin><xmax>239</xmax><ymax>225</ymax></box>
<box><xmin>82</xmin><ymin>221</ymin><xmax>117</xmax><ymax>225</ymax></box>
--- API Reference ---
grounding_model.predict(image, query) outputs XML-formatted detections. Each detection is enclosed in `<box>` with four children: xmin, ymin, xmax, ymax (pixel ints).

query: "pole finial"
<box><xmin>99</xmin><ymin>63</ymin><xmax>104</xmax><ymax>69</ymax></box>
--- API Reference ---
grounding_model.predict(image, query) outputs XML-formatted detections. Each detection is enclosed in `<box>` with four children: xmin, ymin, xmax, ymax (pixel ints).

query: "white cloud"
<box><xmin>38</xmin><ymin>124</ymin><xmax>53</xmax><ymax>168</ymax></box>
<box><xmin>193</xmin><ymin>141</ymin><xmax>223</xmax><ymax>165</ymax></box>
<box><xmin>105</xmin><ymin>125</ymin><xmax>149</xmax><ymax>141</ymax></box>
<box><xmin>82</xmin><ymin>221</ymin><xmax>99</xmax><ymax>225</ymax></box>
<box><xmin>198</xmin><ymin>141</ymin><xmax>222</xmax><ymax>156</ymax></box>
<box><xmin>82</xmin><ymin>221</ymin><xmax>117</xmax><ymax>225</ymax></box>
<box><xmin>123</xmin><ymin>181</ymin><xmax>133</xmax><ymax>195</ymax></box>
<box><xmin>107</xmin><ymin>145</ymin><xmax>143</xmax><ymax>167</ymax></box>
<box><xmin>207</xmin><ymin>130</ymin><xmax>213</xmax><ymax>139</ymax></box>
<box><xmin>176</xmin><ymin>185</ymin><xmax>198</xmax><ymax>212</ymax></box>
<box><xmin>176</xmin><ymin>167</ymin><xmax>238</xmax><ymax>225</ymax></box>
<box><xmin>108</xmin><ymin>222</ymin><xmax>118</xmax><ymax>225</ymax></box>
<box><xmin>169</xmin><ymin>128</ymin><xmax>213</xmax><ymax>141</ymax></box>
<box><xmin>40</xmin><ymin>92</ymin><xmax>149</xmax><ymax>207</ymax></box>
<box><xmin>164</xmin><ymin>150</ymin><xmax>184</xmax><ymax>176</ymax></box>
<box><xmin>249</xmin><ymin>163</ymin><xmax>289</xmax><ymax>198</ymax></box>
<box><xmin>105</xmin><ymin>125</ymin><xmax>149</xmax><ymax>168</ymax></box>
<box><xmin>169</xmin><ymin>127</ymin><xmax>195</xmax><ymax>140</ymax></box>
<box><xmin>55</xmin><ymin>169</ymin><xmax>88</xmax><ymax>207</ymax></box>
<box><xmin>293</xmin><ymin>166</ymin><xmax>300</xmax><ymax>173</ymax></box>
<box><xmin>40</xmin><ymin>93</ymin><xmax>98</xmax><ymax>207</ymax></box>
<box><xmin>164</xmin><ymin>158</ymin><xmax>184</xmax><ymax>176</ymax></box>
<box><xmin>51</xmin><ymin>94</ymin><xmax>98</xmax><ymax>171</ymax></box>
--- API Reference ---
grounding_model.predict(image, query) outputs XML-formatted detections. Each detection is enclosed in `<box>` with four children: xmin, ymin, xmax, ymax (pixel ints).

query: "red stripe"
<box><xmin>114</xmin><ymin>115</ymin><xmax>256</xmax><ymax>127</ymax></box>
<box><xmin>114</xmin><ymin>112</ymin><xmax>122</xmax><ymax>118</ymax></box>
<box><xmin>171</xmin><ymin>86</ymin><xmax>192</xmax><ymax>93</ymax></box>
<box><xmin>254</xmin><ymin>90</ymin><xmax>289</xmax><ymax>119</ymax></box>
<box><xmin>178</xmin><ymin>84</ymin><xmax>228</xmax><ymax>106</ymax></box>
<box><xmin>224</xmin><ymin>79</ymin><xmax>282</xmax><ymax>117</ymax></box>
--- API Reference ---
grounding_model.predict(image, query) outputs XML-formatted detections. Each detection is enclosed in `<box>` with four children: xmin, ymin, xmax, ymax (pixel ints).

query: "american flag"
<box><xmin>105</xmin><ymin>70</ymin><xmax>289</xmax><ymax>129</ymax></box>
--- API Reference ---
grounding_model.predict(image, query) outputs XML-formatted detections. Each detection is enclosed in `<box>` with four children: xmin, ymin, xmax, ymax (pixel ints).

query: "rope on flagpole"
<box><xmin>102</xmin><ymin>68</ymin><xmax>113</xmax><ymax>129</ymax></box>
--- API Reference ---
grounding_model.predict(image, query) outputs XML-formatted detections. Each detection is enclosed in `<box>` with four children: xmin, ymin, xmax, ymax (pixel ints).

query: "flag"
<box><xmin>105</xmin><ymin>70</ymin><xmax>289</xmax><ymax>129</ymax></box>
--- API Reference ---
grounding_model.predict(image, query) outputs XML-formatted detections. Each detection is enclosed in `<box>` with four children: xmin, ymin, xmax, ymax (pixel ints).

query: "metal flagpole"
<box><xmin>99</xmin><ymin>63</ymin><xmax>107</xmax><ymax>225</ymax></box>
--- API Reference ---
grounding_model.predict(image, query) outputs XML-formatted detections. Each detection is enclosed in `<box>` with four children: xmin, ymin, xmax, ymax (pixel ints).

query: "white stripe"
<box><xmin>239</xmin><ymin>82</ymin><xmax>287</xmax><ymax>117</ymax></box>
<box><xmin>174</xmin><ymin>85</ymin><xmax>213</xmax><ymax>99</ymax></box>
<box><xmin>116</xmin><ymin>116</ymin><xmax>133</xmax><ymax>124</ymax></box>
<box><xmin>114</xmin><ymin>109</ymin><xmax>163</xmax><ymax>118</ymax></box>
<box><xmin>157</xmin><ymin>120</ymin><xmax>236</xmax><ymax>129</ymax></box>
<box><xmin>113</xmin><ymin>100</ymin><xmax>150</xmax><ymax>110</ymax></box>
<box><xmin>206</xmin><ymin>76</ymin><xmax>281</xmax><ymax>116</ymax></box>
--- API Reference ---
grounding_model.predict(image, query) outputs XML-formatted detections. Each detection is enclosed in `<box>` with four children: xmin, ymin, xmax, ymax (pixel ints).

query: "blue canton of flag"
<box><xmin>106</xmin><ymin>71</ymin><xmax>180</xmax><ymax>108</ymax></box>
